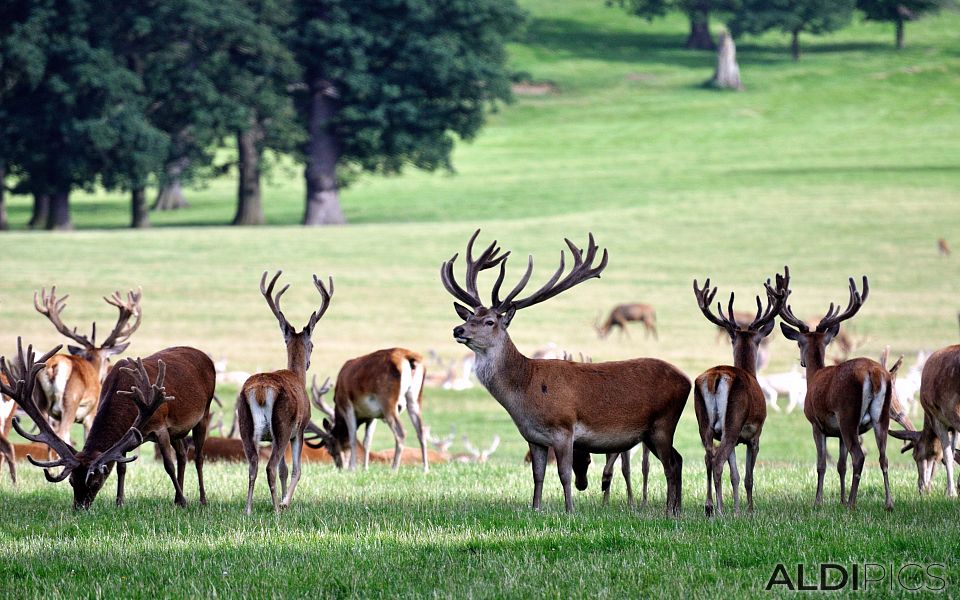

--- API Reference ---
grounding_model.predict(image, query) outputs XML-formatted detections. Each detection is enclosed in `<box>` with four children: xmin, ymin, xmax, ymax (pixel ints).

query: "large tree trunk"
<box><xmin>0</xmin><ymin>164</ymin><xmax>8</xmax><ymax>231</ymax></box>
<box><xmin>233</xmin><ymin>124</ymin><xmax>265</xmax><ymax>226</ymax></box>
<box><xmin>791</xmin><ymin>29</ymin><xmax>801</xmax><ymax>61</ymax></box>
<box><xmin>29</xmin><ymin>193</ymin><xmax>50</xmax><ymax>229</ymax></box>
<box><xmin>152</xmin><ymin>158</ymin><xmax>190</xmax><ymax>211</ymax></box>
<box><xmin>45</xmin><ymin>189</ymin><xmax>72</xmax><ymax>230</ymax></box>
<box><xmin>131</xmin><ymin>187</ymin><xmax>150</xmax><ymax>228</ymax></box>
<box><xmin>684</xmin><ymin>8</ymin><xmax>715</xmax><ymax>51</ymax></box>
<box><xmin>708</xmin><ymin>31</ymin><xmax>743</xmax><ymax>90</ymax></box>
<box><xmin>895</xmin><ymin>19</ymin><xmax>905</xmax><ymax>49</ymax></box>
<box><xmin>303</xmin><ymin>80</ymin><xmax>346</xmax><ymax>226</ymax></box>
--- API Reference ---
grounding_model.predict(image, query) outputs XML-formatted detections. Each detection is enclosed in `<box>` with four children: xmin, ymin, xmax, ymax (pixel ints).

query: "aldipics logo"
<box><xmin>765</xmin><ymin>563</ymin><xmax>947</xmax><ymax>592</ymax></box>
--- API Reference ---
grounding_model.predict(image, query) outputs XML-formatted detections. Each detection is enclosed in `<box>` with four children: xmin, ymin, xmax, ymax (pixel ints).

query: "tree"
<box><xmin>611</xmin><ymin>1</ymin><xmax>734</xmax><ymax>50</ymax></box>
<box><xmin>857</xmin><ymin>0</ymin><xmax>943</xmax><ymax>49</ymax></box>
<box><xmin>289</xmin><ymin>0</ymin><xmax>524</xmax><ymax>225</ymax></box>
<box><xmin>730</xmin><ymin>0</ymin><xmax>855</xmax><ymax>60</ymax></box>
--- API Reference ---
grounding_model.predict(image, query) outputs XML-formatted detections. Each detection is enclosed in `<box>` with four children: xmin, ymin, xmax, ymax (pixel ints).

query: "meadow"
<box><xmin>1</xmin><ymin>0</ymin><xmax>960</xmax><ymax>597</ymax></box>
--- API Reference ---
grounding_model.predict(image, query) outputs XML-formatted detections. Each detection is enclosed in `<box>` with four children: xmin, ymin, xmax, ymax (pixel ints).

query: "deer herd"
<box><xmin>1</xmin><ymin>229</ymin><xmax>958</xmax><ymax>519</ymax></box>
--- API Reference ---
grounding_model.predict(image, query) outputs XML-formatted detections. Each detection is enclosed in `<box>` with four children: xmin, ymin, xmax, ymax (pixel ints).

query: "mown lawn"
<box><xmin>1</xmin><ymin>0</ymin><xmax>959</xmax><ymax>597</ymax></box>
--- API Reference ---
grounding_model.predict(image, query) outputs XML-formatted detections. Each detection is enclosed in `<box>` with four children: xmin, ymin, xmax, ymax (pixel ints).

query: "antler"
<box><xmin>310</xmin><ymin>375</ymin><xmax>335</xmax><ymax>419</ymax></box>
<box><xmin>34</xmin><ymin>286</ymin><xmax>93</xmax><ymax>349</ymax></box>
<box><xmin>100</xmin><ymin>288</ymin><xmax>142</xmax><ymax>349</ymax></box>
<box><xmin>816</xmin><ymin>275</ymin><xmax>869</xmax><ymax>333</ymax></box>
<box><xmin>260</xmin><ymin>271</ymin><xmax>293</xmax><ymax>333</ymax></box>
<box><xmin>482</xmin><ymin>435</ymin><xmax>501</xmax><ymax>461</ymax></box>
<box><xmin>306</xmin><ymin>274</ymin><xmax>335</xmax><ymax>333</ymax></box>
<box><xmin>493</xmin><ymin>233</ymin><xmax>609</xmax><ymax>313</ymax></box>
<box><xmin>440</xmin><ymin>229</ymin><xmax>510</xmax><ymax>309</ymax></box>
<box><xmin>1</xmin><ymin>339</ymin><xmax>79</xmax><ymax>482</ymax></box>
<box><xmin>694</xmin><ymin>267</ymin><xmax>789</xmax><ymax>335</ymax></box>
<box><xmin>693</xmin><ymin>278</ymin><xmax>738</xmax><ymax>333</ymax></box>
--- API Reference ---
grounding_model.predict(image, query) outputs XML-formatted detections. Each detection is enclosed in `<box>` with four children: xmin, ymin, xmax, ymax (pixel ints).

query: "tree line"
<box><xmin>0</xmin><ymin>0</ymin><xmax>524</xmax><ymax>230</ymax></box>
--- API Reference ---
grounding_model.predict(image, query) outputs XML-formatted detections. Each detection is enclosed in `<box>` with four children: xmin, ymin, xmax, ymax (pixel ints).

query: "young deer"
<box><xmin>312</xmin><ymin>348</ymin><xmax>428</xmax><ymax>472</ymax></box>
<box><xmin>7</xmin><ymin>339</ymin><xmax>216</xmax><ymax>508</ymax></box>
<box><xmin>34</xmin><ymin>287</ymin><xmax>142</xmax><ymax>444</ymax></box>
<box><xmin>692</xmin><ymin>269</ymin><xmax>788</xmax><ymax>516</ymax></box>
<box><xmin>889</xmin><ymin>344</ymin><xmax>960</xmax><ymax>496</ymax></box>
<box><xmin>595</xmin><ymin>303</ymin><xmax>658</xmax><ymax>340</ymax></box>
<box><xmin>441</xmin><ymin>230</ymin><xmax>690</xmax><ymax>514</ymax></box>
<box><xmin>779</xmin><ymin>275</ymin><xmax>897</xmax><ymax>510</ymax></box>
<box><xmin>238</xmin><ymin>270</ymin><xmax>333</xmax><ymax>514</ymax></box>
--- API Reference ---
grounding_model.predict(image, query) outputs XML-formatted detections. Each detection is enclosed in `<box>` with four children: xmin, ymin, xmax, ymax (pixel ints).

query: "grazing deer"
<box><xmin>441</xmin><ymin>230</ymin><xmax>690</xmax><ymax>514</ymax></box>
<box><xmin>34</xmin><ymin>287</ymin><xmax>142</xmax><ymax>444</ymax></box>
<box><xmin>595</xmin><ymin>303</ymin><xmax>658</xmax><ymax>340</ymax></box>
<box><xmin>692</xmin><ymin>269</ymin><xmax>788</xmax><ymax>516</ymax></box>
<box><xmin>889</xmin><ymin>345</ymin><xmax>960</xmax><ymax>496</ymax></box>
<box><xmin>237</xmin><ymin>270</ymin><xmax>333</xmax><ymax>514</ymax></box>
<box><xmin>757</xmin><ymin>367</ymin><xmax>807</xmax><ymax>413</ymax></box>
<box><xmin>938</xmin><ymin>238</ymin><xmax>951</xmax><ymax>256</ymax></box>
<box><xmin>779</xmin><ymin>275</ymin><xmax>898</xmax><ymax>510</ymax></box>
<box><xmin>7</xmin><ymin>339</ymin><xmax>216</xmax><ymax>508</ymax></box>
<box><xmin>0</xmin><ymin>375</ymin><xmax>16</xmax><ymax>483</ymax></box>
<box><xmin>312</xmin><ymin>348</ymin><xmax>429</xmax><ymax>472</ymax></box>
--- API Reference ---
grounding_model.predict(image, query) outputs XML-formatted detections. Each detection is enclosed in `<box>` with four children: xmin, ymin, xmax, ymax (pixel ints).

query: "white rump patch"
<box><xmin>247</xmin><ymin>388</ymin><xmax>276</xmax><ymax>442</ymax></box>
<box><xmin>701</xmin><ymin>377</ymin><xmax>730</xmax><ymax>435</ymax></box>
<box><xmin>0</xmin><ymin>395</ymin><xmax>14</xmax><ymax>423</ymax></box>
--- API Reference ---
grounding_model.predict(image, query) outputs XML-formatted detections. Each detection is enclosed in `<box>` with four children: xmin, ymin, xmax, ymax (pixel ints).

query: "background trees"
<box><xmin>728</xmin><ymin>0</ymin><xmax>855</xmax><ymax>61</ymax></box>
<box><xmin>612</xmin><ymin>1</ymin><xmax>733</xmax><ymax>50</ymax></box>
<box><xmin>857</xmin><ymin>0</ymin><xmax>944</xmax><ymax>49</ymax></box>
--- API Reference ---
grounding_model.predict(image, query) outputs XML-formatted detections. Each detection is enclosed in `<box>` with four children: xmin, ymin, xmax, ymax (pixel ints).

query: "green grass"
<box><xmin>2</xmin><ymin>0</ymin><xmax>960</xmax><ymax>597</ymax></box>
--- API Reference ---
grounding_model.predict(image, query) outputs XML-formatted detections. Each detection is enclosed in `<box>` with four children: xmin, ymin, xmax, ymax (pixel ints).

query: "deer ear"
<box><xmin>823</xmin><ymin>322</ymin><xmax>840</xmax><ymax>345</ymax></box>
<box><xmin>888</xmin><ymin>428</ymin><xmax>920</xmax><ymax>442</ymax></box>
<box><xmin>67</xmin><ymin>345</ymin><xmax>86</xmax><ymax>356</ymax></box>
<box><xmin>900</xmin><ymin>441</ymin><xmax>915</xmax><ymax>453</ymax></box>
<box><xmin>758</xmin><ymin>318</ymin><xmax>776</xmax><ymax>338</ymax></box>
<box><xmin>453</xmin><ymin>302</ymin><xmax>473</xmax><ymax>321</ymax></box>
<box><xmin>102</xmin><ymin>342</ymin><xmax>130</xmax><ymax>357</ymax></box>
<box><xmin>499</xmin><ymin>306</ymin><xmax>517</xmax><ymax>328</ymax></box>
<box><xmin>780</xmin><ymin>323</ymin><xmax>801</xmax><ymax>341</ymax></box>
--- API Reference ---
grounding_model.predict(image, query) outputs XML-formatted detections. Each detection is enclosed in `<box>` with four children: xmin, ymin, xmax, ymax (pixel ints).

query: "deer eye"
<box><xmin>484</xmin><ymin>320</ymin><xmax>495</xmax><ymax>327</ymax></box>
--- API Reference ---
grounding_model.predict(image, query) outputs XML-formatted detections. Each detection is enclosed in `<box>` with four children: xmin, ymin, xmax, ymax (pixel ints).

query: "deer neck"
<box><xmin>802</xmin><ymin>342</ymin><xmax>827</xmax><ymax>380</ymax></box>
<box><xmin>287</xmin><ymin>346</ymin><xmax>308</xmax><ymax>383</ymax></box>
<box><xmin>731</xmin><ymin>337</ymin><xmax>759</xmax><ymax>377</ymax></box>
<box><xmin>472</xmin><ymin>335</ymin><xmax>532</xmax><ymax>410</ymax></box>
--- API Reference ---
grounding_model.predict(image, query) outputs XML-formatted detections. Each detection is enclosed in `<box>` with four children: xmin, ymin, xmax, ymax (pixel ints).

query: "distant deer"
<box><xmin>692</xmin><ymin>268</ymin><xmax>788</xmax><ymax>515</ymax></box>
<box><xmin>595</xmin><ymin>303</ymin><xmax>658</xmax><ymax>340</ymax></box>
<box><xmin>441</xmin><ymin>230</ymin><xmax>690</xmax><ymax>514</ymax></box>
<box><xmin>890</xmin><ymin>344</ymin><xmax>960</xmax><ymax>496</ymax></box>
<box><xmin>34</xmin><ymin>287</ymin><xmax>142</xmax><ymax>445</ymax></box>
<box><xmin>779</xmin><ymin>275</ymin><xmax>899</xmax><ymax>510</ymax></box>
<box><xmin>311</xmin><ymin>348</ymin><xmax>428</xmax><ymax>472</ymax></box>
<box><xmin>7</xmin><ymin>339</ymin><xmax>216</xmax><ymax>508</ymax></box>
<box><xmin>238</xmin><ymin>270</ymin><xmax>333</xmax><ymax>514</ymax></box>
<box><xmin>938</xmin><ymin>238</ymin><xmax>951</xmax><ymax>256</ymax></box>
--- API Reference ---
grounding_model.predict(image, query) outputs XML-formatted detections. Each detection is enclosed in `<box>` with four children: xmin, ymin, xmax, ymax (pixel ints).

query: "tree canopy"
<box><xmin>729</xmin><ymin>0</ymin><xmax>856</xmax><ymax>60</ymax></box>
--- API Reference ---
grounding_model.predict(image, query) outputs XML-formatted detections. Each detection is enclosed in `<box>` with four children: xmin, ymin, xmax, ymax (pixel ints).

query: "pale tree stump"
<box><xmin>707</xmin><ymin>31</ymin><xmax>743</xmax><ymax>91</ymax></box>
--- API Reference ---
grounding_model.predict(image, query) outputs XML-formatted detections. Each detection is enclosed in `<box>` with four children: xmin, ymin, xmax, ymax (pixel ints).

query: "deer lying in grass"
<box><xmin>595</xmin><ymin>303</ymin><xmax>658</xmax><ymax>340</ymax></box>
<box><xmin>442</xmin><ymin>230</ymin><xmax>690</xmax><ymax>514</ymax></box>
<box><xmin>238</xmin><ymin>270</ymin><xmax>333</xmax><ymax>514</ymax></box>
<box><xmin>692</xmin><ymin>269</ymin><xmax>788</xmax><ymax>516</ymax></box>
<box><xmin>34</xmin><ymin>287</ymin><xmax>142</xmax><ymax>444</ymax></box>
<box><xmin>889</xmin><ymin>344</ymin><xmax>960</xmax><ymax>496</ymax></box>
<box><xmin>310</xmin><ymin>348</ymin><xmax>428</xmax><ymax>472</ymax></box>
<box><xmin>779</xmin><ymin>275</ymin><xmax>899</xmax><ymax>510</ymax></box>
<box><xmin>7</xmin><ymin>339</ymin><xmax>216</xmax><ymax>508</ymax></box>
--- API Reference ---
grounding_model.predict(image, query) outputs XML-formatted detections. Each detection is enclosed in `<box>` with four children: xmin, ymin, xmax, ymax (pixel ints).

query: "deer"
<box><xmin>310</xmin><ymin>348</ymin><xmax>429</xmax><ymax>472</ymax></box>
<box><xmin>441</xmin><ymin>230</ymin><xmax>690</xmax><ymax>514</ymax></box>
<box><xmin>778</xmin><ymin>274</ymin><xmax>900</xmax><ymax>510</ymax></box>
<box><xmin>34</xmin><ymin>287</ymin><xmax>142</xmax><ymax>445</ymax></box>
<box><xmin>889</xmin><ymin>345</ymin><xmax>960</xmax><ymax>496</ymax></box>
<box><xmin>595</xmin><ymin>303</ymin><xmax>658</xmax><ymax>340</ymax></box>
<box><xmin>0</xmin><ymin>374</ymin><xmax>16</xmax><ymax>484</ymax></box>
<box><xmin>237</xmin><ymin>270</ymin><xmax>333</xmax><ymax>514</ymax></box>
<box><xmin>691</xmin><ymin>268</ymin><xmax>788</xmax><ymax>516</ymax></box>
<box><xmin>938</xmin><ymin>238</ymin><xmax>951</xmax><ymax>256</ymax></box>
<box><xmin>5</xmin><ymin>338</ymin><xmax>216</xmax><ymax>508</ymax></box>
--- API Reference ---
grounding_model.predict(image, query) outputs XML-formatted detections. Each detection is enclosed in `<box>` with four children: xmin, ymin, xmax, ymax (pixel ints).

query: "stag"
<box><xmin>691</xmin><ymin>268</ymin><xmax>788</xmax><ymax>515</ymax></box>
<box><xmin>779</xmin><ymin>275</ymin><xmax>899</xmax><ymax>510</ymax></box>
<box><xmin>595</xmin><ymin>303</ymin><xmax>658</xmax><ymax>340</ymax></box>
<box><xmin>237</xmin><ymin>270</ymin><xmax>333</xmax><ymax>514</ymax></box>
<box><xmin>7</xmin><ymin>339</ymin><xmax>216</xmax><ymax>508</ymax></box>
<box><xmin>441</xmin><ymin>230</ymin><xmax>690</xmax><ymax>514</ymax></box>
<box><xmin>34</xmin><ymin>287</ymin><xmax>142</xmax><ymax>444</ymax></box>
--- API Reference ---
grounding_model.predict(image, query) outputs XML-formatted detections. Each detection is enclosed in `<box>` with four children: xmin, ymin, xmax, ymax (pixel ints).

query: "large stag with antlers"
<box><xmin>309</xmin><ymin>348</ymin><xmax>428</xmax><ymax>472</ymax></box>
<box><xmin>691</xmin><ymin>268</ymin><xmax>788</xmax><ymax>516</ymax></box>
<box><xmin>779</xmin><ymin>274</ymin><xmax>900</xmax><ymax>510</ymax></box>
<box><xmin>440</xmin><ymin>230</ymin><xmax>690</xmax><ymax>514</ymax></box>
<box><xmin>34</xmin><ymin>287</ymin><xmax>142</xmax><ymax>444</ymax></box>
<box><xmin>5</xmin><ymin>339</ymin><xmax>215</xmax><ymax>508</ymax></box>
<box><xmin>237</xmin><ymin>271</ymin><xmax>333</xmax><ymax>514</ymax></box>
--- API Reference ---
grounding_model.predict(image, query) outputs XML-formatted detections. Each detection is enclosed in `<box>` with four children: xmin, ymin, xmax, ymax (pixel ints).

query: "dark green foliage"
<box><xmin>609</xmin><ymin>1</ymin><xmax>735</xmax><ymax>49</ymax></box>
<box><xmin>857</xmin><ymin>0</ymin><xmax>944</xmax><ymax>48</ymax></box>
<box><xmin>729</xmin><ymin>0</ymin><xmax>856</xmax><ymax>59</ymax></box>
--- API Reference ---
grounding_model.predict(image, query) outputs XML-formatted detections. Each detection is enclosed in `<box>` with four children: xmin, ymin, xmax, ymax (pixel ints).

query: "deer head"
<box><xmin>34</xmin><ymin>287</ymin><xmax>142</xmax><ymax>379</ymax></box>
<box><xmin>304</xmin><ymin>417</ymin><xmax>344</xmax><ymax>469</ymax></box>
<box><xmin>259</xmin><ymin>271</ymin><xmax>333</xmax><ymax>378</ymax></box>
<box><xmin>889</xmin><ymin>427</ymin><xmax>940</xmax><ymax>494</ymax></box>
<box><xmin>441</xmin><ymin>229</ymin><xmax>608</xmax><ymax>353</ymax></box>
<box><xmin>778</xmin><ymin>275</ymin><xmax>869</xmax><ymax>369</ymax></box>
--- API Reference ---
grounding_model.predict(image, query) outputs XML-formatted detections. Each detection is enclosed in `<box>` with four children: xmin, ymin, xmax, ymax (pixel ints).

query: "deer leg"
<box><xmin>697</xmin><ymin>408</ymin><xmax>716</xmax><ymax>517</ymax></box>
<box><xmin>406</xmin><ymin>399</ymin><xmax>429</xmax><ymax>474</ymax></box>
<box><xmin>601</xmin><ymin>453</ymin><xmax>618</xmax><ymax>505</ymax></box>
<box><xmin>115</xmin><ymin>461</ymin><xmax>126</xmax><ymax>506</ymax></box>
<box><xmin>872</xmin><ymin>418</ymin><xmax>894</xmax><ymax>510</ymax></box>
<box><xmin>191</xmin><ymin>416</ymin><xmax>209</xmax><ymax>506</ymax></box>
<box><xmin>238</xmin><ymin>401</ymin><xmax>259</xmax><ymax>515</ymax></box>
<box><xmin>812</xmin><ymin>428</ymin><xmax>827</xmax><ymax>506</ymax></box>
<box><xmin>932</xmin><ymin>422</ymin><xmax>956</xmax><ymax>497</ymax></box>
<box><xmin>529</xmin><ymin>443</ymin><xmax>549</xmax><ymax>510</ymax></box>
<box><xmin>745</xmin><ymin>439</ymin><xmax>758</xmax><ymax>513</ymax></box>
<box><xmin>266</xmin><ymin>436</ymin><xmax>289</xmax><ymax>512</ymax></box>
<box><xmin>383</xmin><ymin>413</ymin><xmax>406</xmax><ymax>471</ymax></box>
<box><xmin>620</xmin><ymin>451</ymin><xmax>635</xmax><ymax>508</ymax></box>
<box><xmin>837</xmin><ymin>438</ymin><xmax>848</xmax><ymax>506</ymax></box>
<box><xmin>553</xmin><ymin>434</ymin><xmax>575</xmax><ymax>513</ymax></box>
<box><xmin>0</xmin><ymin>436</ymin><xmax>15</xmax><ymax>485</ymax></box>
<box><xmin>171</xmin><ymin>437</ymin><xmax>187</xmax><ymax>490</ymax></box>
<box><xmin>345</xmin><ymin>404</ymin><xmax>359</xmax><ymax>471</ymax></box>
<box><xmin>57</xmin><ymin>400</ymin><xmax>78</xmax><ymax>447</ymax></box>
<box><xmin>362</xmin><ymin>420</ymin><xmax>375</xmax><ymax>470</ymax></box>
<box><xmin>278</xmin><ymin>454</ymin><xmax>289</xmax><ymax>497</ymax></box>
<box><xmin>647</xmin><ymin>431</ymin><xmax>683</xmax><ymax>517</ymax></box>
<box><xmin>727</xmin><ymin>448</ymin><xmax>741</xmax><ymax>515</ymax></box>
<box><xmin>841</xmin><ymin>426</ymin><xmax>865</xmax><ymax>511</ymax></box>
<box><xmin>712</xmin><ymin>436</ymin><xmax>737</xmax><ymax>516</ymax></box>
<box><xmin>156</xmin><ymin>432</ymin><xmax>188</xmax><ymax>507</ymax></box>
<box><xmin>280</xmin><ymin>431</ymin><xmax>304</xmax><ymax>509</ymax></box>
<box><xmin>640</xmin><ymin>445</ymin><xmax>650</xmax><ymax>508</ymax></box>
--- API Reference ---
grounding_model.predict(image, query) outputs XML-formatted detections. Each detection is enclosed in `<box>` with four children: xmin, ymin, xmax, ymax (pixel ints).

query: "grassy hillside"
<box><xmin>2</xmin><ymin>1</ymin><xmax>960</xmax><ymax>597</ymax></box>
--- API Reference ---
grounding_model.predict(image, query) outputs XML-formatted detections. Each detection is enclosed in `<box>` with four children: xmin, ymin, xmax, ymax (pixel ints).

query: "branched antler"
<box><xmin>260</xmin><ymin>271</ymin><xmax>293</xmax><ymax>333</ymax></box>
<box><xmin>310</xmin><ymin>375</ymin><xmax>335</xmax><ymax>419</ymax></box>
<box><xmin>440</xmin><ymin>229</ymin><xmax>509</xmax><ymax>309</ymax></box>
<box><xmin>100</xmin><ymin>288</ymin><xmax>143</xmax><ymax>349</ymax></box>
<box><xmin>34</xmin><ymin>286</ymin><xmax>92</xmax><ymax>348</ymax></box>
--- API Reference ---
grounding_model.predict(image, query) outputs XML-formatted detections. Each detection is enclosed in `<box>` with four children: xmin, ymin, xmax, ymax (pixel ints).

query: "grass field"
<box><xmin>2</xmin><ymin>0</ymin><xmax>960</xmax><ymax>597</ymax></box>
